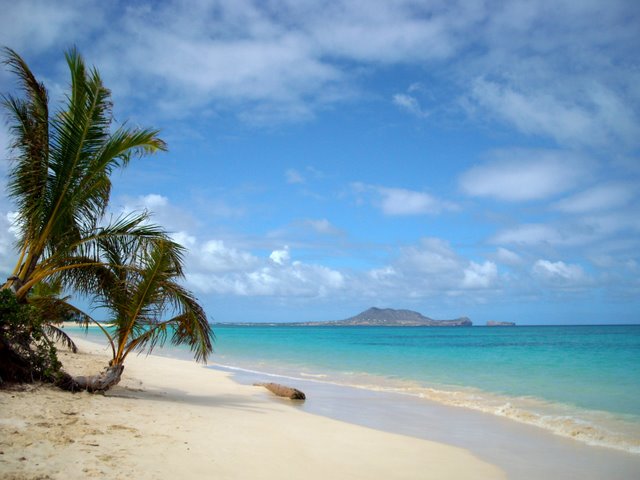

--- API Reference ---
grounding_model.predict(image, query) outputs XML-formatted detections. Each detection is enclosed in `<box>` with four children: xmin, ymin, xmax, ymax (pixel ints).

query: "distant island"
<box><xmin>486</xmin><ymin>321</ymin><xmax>516</xmax><ymax>327</ymax></box>
<box><xmin>291</xmin><ymin>307</ymin><xmax>473</xmax><ymax>327</ymax></box>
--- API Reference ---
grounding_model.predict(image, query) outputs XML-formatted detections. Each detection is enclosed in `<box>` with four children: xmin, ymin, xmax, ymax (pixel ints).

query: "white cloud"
<box><xmin>532</xmin><ymin>259</ymin><xmax>590</xmax><ymax>286</ymax></box>
<box><xmin>116</xmin><ymin>193</ymin><xmax>197</xmax><ymax>234</ymax></box>
<box><xmin>5</xmin><ymin>211</ymin><xmax>20</xmax><ymax>239</ymax></box>
<box><xmin>111</xmin><ymin>196</ymin><xmax>348</xmax><ymax>299</ymax></box>
<box><xmin>354</xmin><ymin>184</ymin><xmax>457</xmax><ymax>216</ymax></box>
<box><xmin>368</xmin><ymin>266</ymin><xmax>397</xmax><ymax>282</ymax></box>
<box><xmin>269</xmin><ymin>246</ymin><xmax>290</xmax><ymax>265</ymax></box>
<box><xmin>494</xmin><ymin>247</ymin><xmax>523</xmax><ymax>266</ymax></box>
<box><xmin>2</xmin><ymin>1</ymin><xmax>638</xmax><ymax>132</ymax></box>
<box><xmin>464</xmin><ymin>1</ymin><xmax>640</xmax><ymax>149</ymax></box>
<box><xmin>397</xmin><ymin>238</ymin><xmax>460</xmax><ymax>275</ymax></box>
<box><xmin>170</xmin><ymin>231</ymin><xmax>196</xmax><ymax>249</ymax></box>
<box><xmin>459</xmin><ymin>149</ymin><xmax>593</xmax><ymax>201</ymax></box>
<box><xmin>492</xmin><ymin>222</ymin><xmax>602</xmax><ymax>248</ymax></box>
<box><xmin>493</xmin><ymin>209</ymin><xmax>640</xmax><ymax>249</ymax></box>
<box><xmin>0</xmin><ymin>2</ymin><xmax>474</xmax><ymax>125</ymax></box>
<box><xmin>187</xmin><ymin>242</ymin><xmax>344</xmax><ymax>298</ymax></box>
<box><xmin>379</xmin><ymin>187</ymin><xmax>445</xmax><ymax>215</ymax></box>
<box><xmin>200</xmin><ymin>240</ymin><xmax>259</xmax><ymax>273</ymax></box>
<box><xmin>393</xmin><ymin>93</ymin><xmax>429</xmax><ymax>118</ymax></box>
<box><xmin>492</xmin><ymin>224</ymin><xmax>563</xmax><ymax>246</ymax></box>
<box><xmin>88</xmin><ymin>3</ymin><xmax>345</xmax><ymax>121</ymax></box>
<box><xmin>0</xmin><ymin>211</ymin><xmax>18</xmax><ymax>276</ymax></box>
<box><xmin>301</xmin><ymin>1</ymin><xmax>472</xmax><ymax>64</ymax></box>
<box><xmin>554</xmin><ymin>183</ymin><xmax>637</xmax><ymax>214</ymax></box>
<box><xmin>139</xmin><ymin>193</ymin><xmax>168</xmax><ymax>209</ymax></box>
<box><xmin>462</xmin><ymin>261</ymin><xmax>498</xmax><ymax>289</ymax></box>
<box><xmin>369</xmin><ymin>238</ymin><xmax>501</xmax><ymax>297</ymax></box>
<box><xmin>0</xmin><ymin>1</ymin><xmax>102</xmax><ymax>54</ymax></box>
<box><xmin>186</xmin><ymin>235</ymin><xmax>503</xmax><ymax>301</ymax></box>
<box><xmin>470</xmin><ymin>79</ymin><xmax>598</xmax><ymax>146</ymax></box>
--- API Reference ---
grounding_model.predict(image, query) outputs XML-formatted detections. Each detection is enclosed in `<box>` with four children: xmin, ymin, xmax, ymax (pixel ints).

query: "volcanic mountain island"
<box><xmin>295</xmin><ymin>307</ymin><xmax>472</xmax><ymax>327</ymax></box>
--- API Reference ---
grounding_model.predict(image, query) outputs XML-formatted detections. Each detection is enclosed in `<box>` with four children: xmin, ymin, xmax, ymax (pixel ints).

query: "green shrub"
<box><xmin>0</xmin><ymin>289</ymin><xmax>61</xmax><ymax>385</ymax></box>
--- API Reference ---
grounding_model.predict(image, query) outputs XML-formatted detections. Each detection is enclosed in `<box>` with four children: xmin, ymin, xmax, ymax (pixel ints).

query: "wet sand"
<box><xmin>221</xmin><ymin>366</ymin><xmax>640</xmax><ymax>480</ymax></box>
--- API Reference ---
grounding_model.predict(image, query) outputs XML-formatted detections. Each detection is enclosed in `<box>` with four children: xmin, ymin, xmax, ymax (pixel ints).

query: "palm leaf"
<box><xmin>2</xmin><ymin>47</ymin><xmax>167</xmax><ymax>301</ymax></box>
<box><xmin>43</xmin><ymin>324</ymin><xmax>78</xmax><ymax>353</ymax></box>
<box><xmin>2</xmin><ymin>48</ymin><xmax>50</xmax><ymax>252</ymax></box>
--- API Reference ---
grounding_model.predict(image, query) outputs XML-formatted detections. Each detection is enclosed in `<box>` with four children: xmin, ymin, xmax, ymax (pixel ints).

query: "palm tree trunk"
<box><xmin>1</xmin><ymin>276</ymin><xmax>22</xmax><ymax>294</ymax></box>
<box><xmin>56</xmin><ymin>364</ymin><xmax>124</xmax><ymax>392</ymax></box>
<box><xmin>2</xmin><ymin>254</ymin><xmax>40</xmax><ymax>300</ymax></box>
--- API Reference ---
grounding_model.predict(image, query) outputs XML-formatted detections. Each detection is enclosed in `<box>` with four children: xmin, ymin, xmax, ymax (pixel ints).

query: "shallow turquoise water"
<box><xmin>70</xmin><ymin>323</ymin><xmax>640</xmax><ymax>452</ymax></box>
<box><xmin>213</xmin><ymin>325</ymin><xmax>640</xmax><ymax>417</ymax></box>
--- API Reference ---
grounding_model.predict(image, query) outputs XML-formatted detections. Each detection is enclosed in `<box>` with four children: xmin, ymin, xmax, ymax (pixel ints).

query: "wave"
<box><xmin>405</xmin><ymin>385</ymin><xmax>640</xmax><ymax>455</ymax></box>
<box><xmin>212</xmin><ymin>362</ymin><xmax>640</xmax><ymax>455</ymax></box>
<box><xmin>300</xmin><ymin>372</ymin><xmax>328</xmax><ymax>379</ymax></box>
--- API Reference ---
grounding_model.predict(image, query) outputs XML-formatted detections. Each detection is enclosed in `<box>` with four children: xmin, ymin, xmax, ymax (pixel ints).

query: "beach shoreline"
<box><xmin>122</xmin><ymin>322</ymin><xmax>640</xmax><ymax>457</ymax></box>
<box><xmin>0</xmin><ymin>336</ymin><xmax>505</xmax><ymax>480</ymax></box>
<box><xmin>221</xmin><ymin>364</ymin><xmax>640</xmax><ymax>480</ymax></box>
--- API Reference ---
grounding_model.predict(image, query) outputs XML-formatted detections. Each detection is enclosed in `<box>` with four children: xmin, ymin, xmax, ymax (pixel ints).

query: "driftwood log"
<box><xmin>254</xmin><ymin>382</ymin><xmax>306</xmax><ymax>400</ymax></box>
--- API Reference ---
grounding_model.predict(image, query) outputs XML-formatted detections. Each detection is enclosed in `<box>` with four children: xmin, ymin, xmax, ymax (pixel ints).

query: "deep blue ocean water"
<box><xmin>71</xmin><ymin>323</ymin><xmax>640</xmax><ymax>453</ymax></box>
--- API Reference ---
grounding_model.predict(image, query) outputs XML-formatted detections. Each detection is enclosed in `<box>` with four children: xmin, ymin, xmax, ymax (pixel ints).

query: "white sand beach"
<box><xmin>0</xmin><ymin>337</ymin><xmax>505</xmax><ymax>480</ymax></box>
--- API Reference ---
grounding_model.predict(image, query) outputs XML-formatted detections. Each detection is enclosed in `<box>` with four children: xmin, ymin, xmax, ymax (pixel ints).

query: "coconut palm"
<box><xmin>27</xmin><ymin>278</ymin><xmax>89</xmax><ymax>353</ymax></box>
<box><xmin>58</xmin><ymin>238</ymin><xmax>213</xmax><ymax>392</ymax></box>
<box><xmin>1</xmin><ymin>46</ymin><xmax>167</xmax><ymax>300</ymax></box>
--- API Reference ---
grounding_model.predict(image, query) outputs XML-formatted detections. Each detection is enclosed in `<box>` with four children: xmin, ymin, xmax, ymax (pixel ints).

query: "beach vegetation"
<box><xmin>0</xmin><ymin>289</ymin><xmax>61</xmax><ymax>385</ymax></box>
<box><xmin>0</xmin><ymin>46</ymin><xmax>166</xmax><ymax>301</ymax></box>
<box><xmin>58</xmin><ymin>238</ymin><xmax>213</xmax><ymax>392</ymax></box>
<box><xmin>1</xmin><ymin>47</ymin><xmax>212</xmax><ymax>390</ymax></box>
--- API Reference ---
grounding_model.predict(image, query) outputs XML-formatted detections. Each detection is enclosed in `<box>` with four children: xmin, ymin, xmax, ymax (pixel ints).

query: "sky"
<box><xmin>0</xmin><ymin>0</ymin><xmax>639</xmax><ymax>325</ymax></box>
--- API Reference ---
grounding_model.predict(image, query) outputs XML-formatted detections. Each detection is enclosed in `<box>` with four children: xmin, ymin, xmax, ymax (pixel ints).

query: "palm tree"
<box><xmin>0</xmin><ymin>48</ymin><xmax>212</xmax><ymax>386</ymax></box>
<box><xmin>58</xmin><ymin>238</ymin><xmax>213</xmax><ymax>392</ymax></box>
<box><xmin>1</xmin><ymin>46</ymin><xmax>167</xmax><ymax>300</ymax></box>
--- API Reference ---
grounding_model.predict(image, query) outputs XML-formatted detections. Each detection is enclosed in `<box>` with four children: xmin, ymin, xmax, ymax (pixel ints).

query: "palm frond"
<box><xmin>2</xmin><ymin>47</ymin><xmax>168</xmax><ymax>301</ymax></box>
<box><xmin>2</xmin><ymin>48</ymin><xmax>50</xmax><ymax>248</ymax></box>
<box><xmin>30</xmin><ymin>293</ymin><xmax>92</xmax><ymax>325</ymax></box>
<box><xmin>15</xmin><ymin>213</ymin><xmax>171</xmax><ymax>298</ymax></box>
<box><xmin>82</xmin><ymin>238</ymin><xmax>215</xmax><ymax>364</ymax></box>
<box><xmin>122</xmin><ymin>278</ymin><xmax>213</xmax><ymax>363</ymax></box>
<box><xmin>43</xmin><ymin>324</ymin><xmax>78</xmax><ymax>353</ymax></box>
<box><xmin>96</xmin><ymin>126</ymin><xmax>167</xmax><ymax>172</ymax></box>
<box><xmin>46</xmin><ymin>48</ymin><xmax>113</xmax><ymax>241</ymax></box>
<box><xmin>168</xmin><ymin>287</ymin><xmax>213</xmax><ymax>363</ymax></box>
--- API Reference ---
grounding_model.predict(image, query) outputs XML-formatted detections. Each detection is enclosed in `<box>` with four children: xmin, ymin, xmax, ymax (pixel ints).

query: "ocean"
<box><xmin>210</xmin><ymin>324</ymin><xmax>640</xmax><ymax>455</ymax></box>
<box><xmin>70</xmin><ymin>323</ymin><xmax>640</xmax><ymax>456</ymax></box>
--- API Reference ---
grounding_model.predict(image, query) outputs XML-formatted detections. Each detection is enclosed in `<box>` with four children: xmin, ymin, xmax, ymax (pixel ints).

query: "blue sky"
<box><xmin>1</xmin><ymin>0</ymin><xmax>639</xmax><ymax>324</ymax></box>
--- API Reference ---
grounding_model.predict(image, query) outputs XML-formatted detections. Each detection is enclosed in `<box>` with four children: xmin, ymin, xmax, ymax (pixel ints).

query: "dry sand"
<box><xmin>0</xmin><ymin>338</ymin><xmax>505</xmax><ymax>479</ymax></box>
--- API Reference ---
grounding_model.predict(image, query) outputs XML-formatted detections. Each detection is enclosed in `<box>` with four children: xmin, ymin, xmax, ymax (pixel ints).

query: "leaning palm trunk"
<box><xmin>57</xmin><ymin>364</ymin><xmax>124</xmax><ymax>393</ymax></box>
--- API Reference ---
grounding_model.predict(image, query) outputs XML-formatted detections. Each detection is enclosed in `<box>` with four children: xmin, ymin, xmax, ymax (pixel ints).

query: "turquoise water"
<box><xmin>210</xmin><ymin>324</ymin><xmax>640</xmax><ymax>453</ymax></box>
<box><xmin>70</xmin><ymin>323</ymin><xmax>640</xmax><ymax>453</ymax></box>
